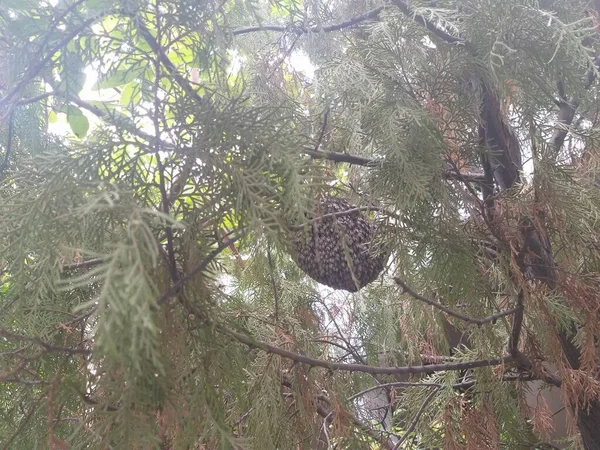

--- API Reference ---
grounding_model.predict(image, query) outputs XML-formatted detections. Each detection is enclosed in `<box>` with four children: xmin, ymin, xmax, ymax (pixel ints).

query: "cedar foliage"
<box><xmin>1</xmin><ymin>0</ymin><xmax>600</xmax><ymax>449</ymax></box>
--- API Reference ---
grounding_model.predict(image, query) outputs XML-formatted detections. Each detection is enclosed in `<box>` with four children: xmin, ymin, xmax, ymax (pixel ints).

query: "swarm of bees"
<box><xmin>292</xmin><ymin>197</ymin><xmax>388</xmax><ymax>292</ymax></box>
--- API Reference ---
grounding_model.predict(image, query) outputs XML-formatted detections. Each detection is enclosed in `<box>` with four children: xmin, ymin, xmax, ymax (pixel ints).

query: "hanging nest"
<box><xmin>292</xmin><ymin>197</ymin><xmax>389</xmax><ymax>292</ymax></box>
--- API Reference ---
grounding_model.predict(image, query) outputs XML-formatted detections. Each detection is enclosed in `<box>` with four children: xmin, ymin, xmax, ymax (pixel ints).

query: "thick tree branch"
<box><xmin>508</xmin><ymin>290</ymin><xmax>524</xmax><ymax>356</ymax></box>
<box><xmin>232</xmin><ymin>7</ymin><xmax>384</xmax><ymax>36</ymax></box>
<box><xmin>394</xmin><ymin>277</ymin><xmax>522</xmax><ymax>326</ymax></box>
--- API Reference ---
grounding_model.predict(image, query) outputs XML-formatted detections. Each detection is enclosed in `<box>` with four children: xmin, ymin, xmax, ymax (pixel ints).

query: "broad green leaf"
<box><xmin>65</xmin><ymin>106</ymin><xmax>90</xmax><ymax>138</ymax></box>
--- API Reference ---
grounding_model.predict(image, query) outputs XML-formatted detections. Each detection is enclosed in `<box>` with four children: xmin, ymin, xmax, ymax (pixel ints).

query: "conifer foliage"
<box><xmin>2</xmin><ymin>0</ymin><xmax>600</xmax><ymax>449</ymax></box>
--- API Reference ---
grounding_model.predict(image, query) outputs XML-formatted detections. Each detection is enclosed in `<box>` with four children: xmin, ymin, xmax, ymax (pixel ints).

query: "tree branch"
<box><xmin>388</xmin><ymin>0</ymin><xmax>466</xmax><ymax>46</ymax></box>
<box><xmin>156</xmin><ymin>231</ymin><xmax>247</xmax><ymax>306</ymax></box>
<box><xmin>219</xmin><ymin>325</ymin><xmax>512</xmax><ymax>376</ymax></box>
<box><xmin>62</xmin><ymin>258</ymin><xmax>104</xmax><ymax>271</ymax></box>
<box><xmin>0</xmin><ymin>329</ymin><xmax>90</xmax><ymax>355</ymax></box>
<box><xmin>0</xmin><ymin>13</ymin><xmax>103</xmax><ymax>110</ymax></box>
<box><xmin>57</xmin><ymin>91</ymin><xmax>176</xmax><ymax>151</ymax></box>
<box><xmin>550</xmin><ymin>56</ymin><xmax>600</xmax><ymax>153</ymax></box>
<box><xmin>303</xmin><ymin>147</ymin><xmax>376</xmax><ymax>166</ymax></box>
<box><xmin>509</xmin><ymin>290</ymin><xmax>524</xmax><ymax>355</ymax></box>
<box><xmin>392</xmin><ymin>387</ymin><xmax>440</xmax><ymax>449</ymax></box>
<box><xmin>136</xmin><ymin>21</ymin><xmax>205</xmax><ymax>106</ymax></box>
<box><xmin>290</xmin><ymin>206</ymin><xmax>384</xmax><ymax>231</ymax></box>
<box><xmin>394</xmin><ymin>277</ymin><xmax>522</xmax><ymax>326</ymax></box>
<box><xmin>232</xmin><ymin>7</ymin><xmax>384</xmax><ymax>36</ymax></box>
<box><xmin>348</xmin><ymin>373</ymin><xmax>543</xmax><ymax>401</ymax></box>
<box><xmin>303</xmin><ymin>146</ymin><xmax>487</xmax><ymax>182</ymax></box>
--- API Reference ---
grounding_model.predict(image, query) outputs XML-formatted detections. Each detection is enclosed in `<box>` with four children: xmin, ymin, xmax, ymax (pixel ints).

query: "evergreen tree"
<box><xmin>2</xmin><ymin>0</ymin><xmax>600</xmax><ymax>448</ymax></box>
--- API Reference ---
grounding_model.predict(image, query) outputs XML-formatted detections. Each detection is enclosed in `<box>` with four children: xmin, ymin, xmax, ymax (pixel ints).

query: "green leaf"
<box><xmin>65</xmin><ymin>107</ymin><xmax>89</xmax><ymax>138</ymax></box>
<box><xmin>48</xmin><ymin>111</ymin><xmax>58</xmax><ymax>123</ymax></box>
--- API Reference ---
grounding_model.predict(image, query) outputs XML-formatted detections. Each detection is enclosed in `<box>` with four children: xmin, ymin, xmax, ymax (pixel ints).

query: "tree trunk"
<box><xmin>478</xmin><ymin>83</ymin><xmax>600</xmax><ymax>449</ymax></box>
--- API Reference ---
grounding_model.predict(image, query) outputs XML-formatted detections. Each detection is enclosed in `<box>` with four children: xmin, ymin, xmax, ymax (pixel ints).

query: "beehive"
<box><xmin>292</xmin><ymin>197</ymin><xmax>388</xmax><ymax>292</ymax></box>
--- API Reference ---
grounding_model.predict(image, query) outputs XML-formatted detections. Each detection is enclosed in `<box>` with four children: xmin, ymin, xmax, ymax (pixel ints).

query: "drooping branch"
<box><xmin>220</xmin><ymin>325</ymin><xmax>512</xmax><ymax>376</ymax></box>
<box><xmin>232</xmin><ymin>7</ymin><xmax>385</xmax><ymax>36</ymax></box>
<box><xmin>394</xmin><ymin>277</ymin><xmax>523</xmax><ymax>326</ymax></box>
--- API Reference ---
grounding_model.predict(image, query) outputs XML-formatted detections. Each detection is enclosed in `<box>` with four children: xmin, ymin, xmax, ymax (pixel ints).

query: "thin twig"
<box><xmin>290</xmin><ymin>206</ymin><xmax>383</xmax><ymax>231</ymax></box>
<box><xmin>59</xmin><ymin>91</ymin><xmax>174</xmax><ymax>150</ymax></box>
<box><xmin>394</xmin><ymin>277</ymin><xmax>522</xmax><ymax>326</ymax></box>
<box><xmin>303</xmin><ymin>147</ymin><xmax>376</xmax><ymax>166</ymax></box>
<box><xmin>303</xmin><ymin>146</ymin><xmax>487</xmax><ymax>182</ymax></box>
<box><xmin>152</xmin><ymin>2</ymin><xmax>180</xmax><ymax>289</ymax></box>
<box><xmin>1</xmin><ymin>391</ymin><xmax>47</xmax><ymax>450</ymax></box>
